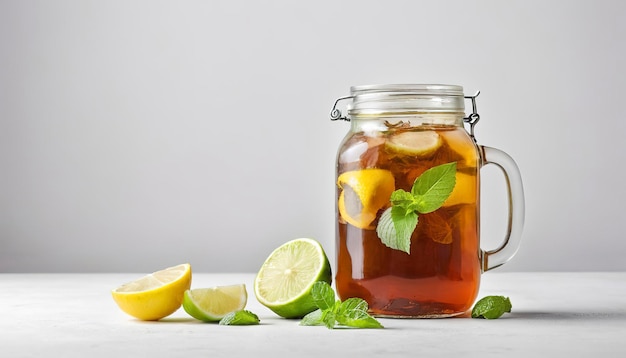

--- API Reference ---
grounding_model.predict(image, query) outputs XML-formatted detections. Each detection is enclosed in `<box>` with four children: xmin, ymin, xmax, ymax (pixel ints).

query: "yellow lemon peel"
<box><xmin>337</xmin><ymin>169</ymin><xmax>395</xmax><ymax>229</ymax></box>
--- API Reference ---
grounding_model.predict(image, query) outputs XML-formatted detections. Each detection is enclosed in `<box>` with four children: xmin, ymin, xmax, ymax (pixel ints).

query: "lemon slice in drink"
<box><xmin>111</xmin><ymin>263</ymin><xmax>192</xmax><ymax>321</ymax></box>
<box><xmin>386</xmin><ymin>130</ymin><xmax>442</xmax><ymax>156</ymax></box>
<box><xmin>182</xmin><ymin>284</ymin><xmax>248</xmax><ymax>322</ymax></box>
<box><xmin>337</xmin><ymin>169</ymin><xmax>395</xmax><ymax>229</ymax></box>
<box><xmin>254</xmin><ymin>238</ymin><xmax>332</xmax><ymax>318</ymax></box>
<box><xmin>443</xmin><ymin>172</ymin><xmax>475</xmax><ymax>207</ymax></box>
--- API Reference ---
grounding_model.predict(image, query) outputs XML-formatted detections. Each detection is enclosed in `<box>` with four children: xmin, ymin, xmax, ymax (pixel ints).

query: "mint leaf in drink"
<box><xmin>420</xmin><ymin>211</ymin><xmax>453</xmax><ymax>244</ymax></box>
<box><xmin>390</xmin><ymin>189</ymin><xmax>416</xmax><ymax>207</ymax></box>
<box><xmin>376</xmin><ymin>206</ymin><xmax>418</xmax><ymax>254</ymax></box>
<box><xmin>471</xmin><ymin>296</ymin><xmax>512</xmax><ymax>319</ymax></box>
<box><xmin>311</xmin><ymin>281</ymin><xmax>336</xmax><ymax>311</ymax></box>
<box><xmin>376</xmin><ymin>162</ymin><xmax>457</xmax><ymax>253</ymax></box>
<box><xmin>411</xmin><ymin>162</ymin><xmax>457</xmax><ymax>214</ymax></box>
<box><xmin>218</xmin><ymin>310</ymin><xmax>260</xmax><ymax>325</ymax></box>
<box><xmin>376</xmin><ymin>208</ymin><xmax>396</xmax><ymax>248</ymax></box>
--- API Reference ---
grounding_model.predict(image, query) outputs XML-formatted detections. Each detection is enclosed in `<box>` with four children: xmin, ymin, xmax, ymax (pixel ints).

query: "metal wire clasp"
<box><xmin>330</xmin><ymin>96</ymin><xmax>353</xmax><ymax>121</ymax></box>
<box><xmin>464</xmin><ymin>91</ymin><xmax>481</xmax><ymax>141</ymax></box>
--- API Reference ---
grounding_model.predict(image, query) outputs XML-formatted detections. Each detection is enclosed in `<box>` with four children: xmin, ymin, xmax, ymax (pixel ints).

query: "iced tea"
<box><xmin>335</xmin><ymin>123</ymin><xmax>481</xmax><ymax>317</ymax></box>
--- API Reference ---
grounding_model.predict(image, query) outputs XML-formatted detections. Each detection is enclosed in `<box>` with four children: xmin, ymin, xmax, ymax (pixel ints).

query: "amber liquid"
<box><xmin>335</xmin><ymin>125</ymin><xmax>481</xmax><ymax>317</ymax></box>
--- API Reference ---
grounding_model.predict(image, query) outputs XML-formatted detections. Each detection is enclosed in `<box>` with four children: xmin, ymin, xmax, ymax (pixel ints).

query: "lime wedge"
<box><xmin>182</xmin><ymin>284</ymin><xmax>248</xmax><ymax>322</ymax></box>
<box><xmin>254</xmin><ymin>238</ymin><xmax>332</xmax><ymax>318</ymax></box>
<box><xmin>386</xmin><ymin>130</ymin><xmax>442</xmax><ymax>156</ymax></box>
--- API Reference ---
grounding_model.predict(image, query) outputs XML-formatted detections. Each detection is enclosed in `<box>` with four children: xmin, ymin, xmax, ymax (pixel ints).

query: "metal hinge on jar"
<box><xmin>463</xmin><ymin>91</ymin><xmax>481</xmax><ymax>142</ymax></box>
<box><xmin>329</xmin><ymin>96</ymin><xmax>353</xmax><ymax>122</ymax></box>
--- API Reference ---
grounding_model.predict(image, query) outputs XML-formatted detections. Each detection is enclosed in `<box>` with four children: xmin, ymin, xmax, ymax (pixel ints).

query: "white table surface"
<box><xmin>1</xmin><ymin>272</ymin><xmax>625</xmax><ymax>357</ymax></box>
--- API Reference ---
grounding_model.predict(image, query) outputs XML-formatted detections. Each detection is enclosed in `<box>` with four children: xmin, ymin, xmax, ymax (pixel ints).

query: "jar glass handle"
<box><xmin>480</xmin><ymin>146</ymin><xmax>525</xmax><ymax>271</ymax></box>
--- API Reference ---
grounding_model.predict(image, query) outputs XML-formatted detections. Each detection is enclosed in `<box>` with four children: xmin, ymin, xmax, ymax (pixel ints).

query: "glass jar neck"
<box><xmin>351</xmin><ymin>112</ymin><xmax>464</xmax><ymax>127</ymax></box>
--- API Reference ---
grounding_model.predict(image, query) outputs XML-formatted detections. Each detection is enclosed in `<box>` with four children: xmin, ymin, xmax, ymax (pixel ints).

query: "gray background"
<box><xmin>1</xmin><ymin>0</ymin><xmax>625</xmax><ymax>273</ymax></box>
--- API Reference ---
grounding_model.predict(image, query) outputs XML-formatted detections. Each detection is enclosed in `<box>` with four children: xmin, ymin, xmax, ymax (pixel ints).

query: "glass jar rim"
<box><xmin>347</xmin><ymin>84</ymin><xmax>466</xmax><ymax>115</ymax></box>
<box><xmin>350</xmin><ymin>84</ymin><xmax>464</xmax><ymax>95</ymax></box>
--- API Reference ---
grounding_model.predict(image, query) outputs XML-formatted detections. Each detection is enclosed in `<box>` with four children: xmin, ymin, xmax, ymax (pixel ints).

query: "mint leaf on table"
<box><xmin>336</xmin><ymin>298</ymin><xmax>384</xmax><ymax>329</ymax></box>
<box><xmin>218</xmin><ymin>310</ymin><xmax>260</xmax><ymax>325</ymax></box>
<box><xmin>310</xmin><ymin>281</ymin><xmax>336</xmax><ymax>311</ymax></box>
<box><xmin>321</xmin><ymin>309</ymin><xmax>338</xmax><ymax>329</ymax></box>
<box><xmin>376</xmin><ymin>162</ymin><xmax>457</xmax><ymax>254</ymax></box>
<box><xmin>300</xmin><ymin>309</ymin><xmax>323</xmax><ymax>326</ymax></box>
<box><xmin>471</xmin><ymin>296</ymin><xmax>512</xmax><ymax>319</ymax></box>
<box><xmin>300</xmin><ymin>282</ymin><xmax>383</xmax><ymax>329</ymax></box>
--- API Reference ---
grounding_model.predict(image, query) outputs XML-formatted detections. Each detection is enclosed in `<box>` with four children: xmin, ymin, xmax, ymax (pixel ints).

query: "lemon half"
<box><xmin>111</xmin><ymin>263</ymin><xmax>192</xmax><ymax>321</ymax></box>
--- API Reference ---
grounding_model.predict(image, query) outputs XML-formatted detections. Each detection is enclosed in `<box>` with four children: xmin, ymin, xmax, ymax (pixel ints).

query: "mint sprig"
<box><xmin>300</xmin><ymin>282</ymin><xmax>383</xmax><ymax>329</ymax></box>
<box><xmin>376</xmin><ymin>162</ymin><xmax>457</xmax><ymax>254</ymax></box>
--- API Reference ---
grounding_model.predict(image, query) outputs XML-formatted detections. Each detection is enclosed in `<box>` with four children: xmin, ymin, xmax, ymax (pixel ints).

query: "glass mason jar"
<box><xmin>331</xmin><ymin>84</ymin><xmax>524</xmax><ymax>318</ymax></box>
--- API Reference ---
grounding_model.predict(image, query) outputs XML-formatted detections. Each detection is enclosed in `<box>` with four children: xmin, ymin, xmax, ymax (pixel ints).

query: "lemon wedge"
<box><xmin>337</xmin><ymin>169</ymin><xmax>395</xmax><ymax>229</ymax></box>
<box><xmin>443</xmin><ymin>172</ymin><xmax>475</xmax><ymax>207</ymax></box>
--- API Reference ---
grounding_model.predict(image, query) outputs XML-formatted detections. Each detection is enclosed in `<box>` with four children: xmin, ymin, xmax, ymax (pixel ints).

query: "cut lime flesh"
<box><xmin>182</xmin><ymin>284</ymin><xmax>247</xmax><ymax>322</ymax></box>
<box><xmin>386</xmin><ymin>130</ymin><xmax>442</xmax><ymax>156</ymax></box>
<box><xmin>254</xmin><ymin>238</ymin><xmax>332</xmax><ymax>318</ymax></box>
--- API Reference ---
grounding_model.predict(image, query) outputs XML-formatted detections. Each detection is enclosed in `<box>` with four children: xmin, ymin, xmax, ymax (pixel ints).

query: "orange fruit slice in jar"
<box><xmin>385</xmin><ymin>130</ymin><xmax>442</xmax><ymax>156</ymax></box>
<box><xmin>337</xmin><ymin>169</ymin><xmax>395</xmax><ymax>229</ymax></box>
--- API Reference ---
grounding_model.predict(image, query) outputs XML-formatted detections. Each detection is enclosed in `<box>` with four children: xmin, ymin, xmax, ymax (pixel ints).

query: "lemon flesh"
<box><xmin>254</xmin><ymin>238</ymin><xmax>332</xmax><ymax>318</ymax></box>
<box><xmin>337</xmin><ymin>169</ymin><xmax>395</xmax><ymax>229</ymax></box>
<box><xmin>443</xmin><ymin>172</ymin><xmax>475</xmax><ymax>207</ymax></box>
<box><xmin>111</xmin><ymin>263</ymin><xmax>192</xmax><ymax>321</ymax></box>
<box><xmin>183</xmin><ymin>284</ymin><xmax>248</xmax><ymax>322</ymax></box>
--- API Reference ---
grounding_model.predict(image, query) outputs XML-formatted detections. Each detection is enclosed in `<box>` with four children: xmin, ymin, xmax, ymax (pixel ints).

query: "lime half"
<box><xmin>182</xmin><ymin>284</ymin><xmax>248</xmax><ymax>322</ymax></box>
<box><xmin>386</xmin><ymin>130</ymin><xmax>442</xmax><ymax>156</ymax></box>
<box><xmin>254</xmin><ymin>238</ymin><xmax>332</xmax><ymax>318</ymax></box>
